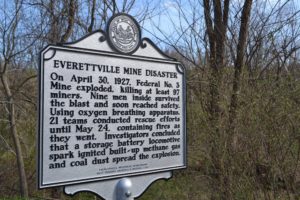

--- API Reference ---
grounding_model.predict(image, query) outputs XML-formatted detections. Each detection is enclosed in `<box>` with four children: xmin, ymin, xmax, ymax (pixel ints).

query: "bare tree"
<box><xmin>0</xmin><ymin>0</ymin><xmax>32</xmax><ymax>197</ymax></box>
<box><xmin>0</xmin><ymin>0</ymin><xmax>76</xmax><ymax>197</ymax></box>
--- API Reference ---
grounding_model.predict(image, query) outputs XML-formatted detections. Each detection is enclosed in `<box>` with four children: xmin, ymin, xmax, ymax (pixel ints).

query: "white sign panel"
<box><xmin>38</xmin><ymin>43</ymin><xmax>186</xmax><ymax>188</ymax></box>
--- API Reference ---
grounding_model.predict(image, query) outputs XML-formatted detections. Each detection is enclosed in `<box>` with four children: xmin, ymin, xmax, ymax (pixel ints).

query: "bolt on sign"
<box><xmin>38</xmin><ymin>13</ymin><xmax>186</xmax><ymax>199</ymax></box>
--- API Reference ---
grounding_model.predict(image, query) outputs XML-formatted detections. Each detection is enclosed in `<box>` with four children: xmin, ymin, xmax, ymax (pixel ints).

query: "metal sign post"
<box><xmin>38</xmin><ymin>13</ymin><xmax>186</xmax><ymax>199</ymax></box>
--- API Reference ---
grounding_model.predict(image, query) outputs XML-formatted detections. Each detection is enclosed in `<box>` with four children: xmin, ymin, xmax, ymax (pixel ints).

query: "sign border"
<box><xmin>38</xmin><ymin>45</ymin><xmax>187</xmax><ymax>188</ymax></box>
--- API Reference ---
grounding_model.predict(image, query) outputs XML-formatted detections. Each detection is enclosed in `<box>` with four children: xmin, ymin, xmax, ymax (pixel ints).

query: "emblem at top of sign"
<box><xmin>107</xmin><ymin>13</ymin><xmax>141</xmax><ymax>54</ymax></box>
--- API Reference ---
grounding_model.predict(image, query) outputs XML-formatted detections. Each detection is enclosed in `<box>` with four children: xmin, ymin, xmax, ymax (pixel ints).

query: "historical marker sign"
<box><xmin>38</xmin><ymin>14</ymin><xmax>186</xmax><ymax>189</ymax></box>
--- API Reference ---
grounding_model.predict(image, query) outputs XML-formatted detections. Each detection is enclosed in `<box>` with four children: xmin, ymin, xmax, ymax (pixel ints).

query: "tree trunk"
<box><xmin>88</xmin><ymin>0</ymin><xmax>96</xmax><ymax>33</ymax></box>
<box><xmin>60</xmin><ymin>0</ymin><xmax>76</xmax><ymax>43</ymax></box>
<box><xmin>203</xmin><ymin>0</ymin><xmax>231</xmax><ymax>199</ymax></box>
<box><xmin>228</xmin><ymin>0</ymin><xmax>253</xmax><ymax>150</ymax></box>
<box><xmin>1</xmin><ymin>72</ymin><xmax>28</xmax><ymax>198</ymax></box>
<box><xmin>49</xmin><ymin>0</ymin><xmax>58</xmax><ymax>43</ymax></box>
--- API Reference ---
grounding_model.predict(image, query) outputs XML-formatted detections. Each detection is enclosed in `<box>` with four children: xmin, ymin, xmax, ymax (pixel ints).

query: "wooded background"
<box><xmin>1</xmin><ymin>0</ymin><xmax>300</xmax><ymax>199</ymax></box>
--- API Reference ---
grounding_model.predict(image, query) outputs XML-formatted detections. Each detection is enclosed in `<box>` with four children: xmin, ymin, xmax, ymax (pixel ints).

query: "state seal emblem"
<box><xmin>107</xmin><ymin>13</ymin><xmax>141</xmax><ymax>54</ymax></box>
